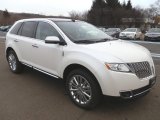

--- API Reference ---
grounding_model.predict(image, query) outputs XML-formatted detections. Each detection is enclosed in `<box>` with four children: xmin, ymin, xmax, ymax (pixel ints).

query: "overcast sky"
<box><xmin>0</xmin><ymin>0</ymin><xmax>157</xmax><ymax>16</ymax></box>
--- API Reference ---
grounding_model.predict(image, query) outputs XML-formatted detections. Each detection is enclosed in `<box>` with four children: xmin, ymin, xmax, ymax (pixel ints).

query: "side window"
<box><xmin>36</xmin><ymin>22</ymin><xmax>59</xmax><ymax>40</ymax></box>
<box><xmin>10</xmin><ymin>22</ymin><xmax>22</xmax><ymax>35</ymax></box>
<box><xmin>20</xmin><ymin>21</ymin><xmax>37</xmax><ymax>38</ymax></box>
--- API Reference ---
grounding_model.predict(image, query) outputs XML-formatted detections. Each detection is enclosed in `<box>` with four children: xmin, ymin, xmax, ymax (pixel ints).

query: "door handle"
<box><xmin>32</xmin><ymin>44</ymin><xmax>39</xmax><ymax>48</ymax></box>
<box><xmin>14</xmin><ymin>39</ymin><xmax>19</xmax><ymax>42</ymax></box>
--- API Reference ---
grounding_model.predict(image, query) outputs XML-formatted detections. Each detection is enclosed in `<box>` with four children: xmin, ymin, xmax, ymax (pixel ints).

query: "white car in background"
<box><xmin>119</xmin><ymin>28</ymin><xmax>142</xmax><ymax>40</ymax></box>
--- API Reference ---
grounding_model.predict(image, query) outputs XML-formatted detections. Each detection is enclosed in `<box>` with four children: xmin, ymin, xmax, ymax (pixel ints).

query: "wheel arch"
<box><xmin>6</xmin><ymin>47</ymin><xmax>14</xmax><ymax>59</ymax></box>
<box><xmin>63</xmin><ymin>63</ymin><xmax>102</xmax><ymax>93</ymax></box>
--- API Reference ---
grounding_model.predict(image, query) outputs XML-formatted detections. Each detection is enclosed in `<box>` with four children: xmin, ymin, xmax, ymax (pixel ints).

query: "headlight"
<box><xmin>105</xmin><ymin>63</ymin><xmax>130</xmax><ymax>72</ymax></box>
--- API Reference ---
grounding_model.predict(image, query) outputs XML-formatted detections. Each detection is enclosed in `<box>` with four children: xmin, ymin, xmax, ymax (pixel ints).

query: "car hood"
<box><xmin>145</xmin><ymin>32</ymin><xmax>160</xmax><ymax>37</ymax></box>
<box><xmin>79</xmin><ymin>40</ymin><xmax>151</xmax><ymax>63</ymax></box>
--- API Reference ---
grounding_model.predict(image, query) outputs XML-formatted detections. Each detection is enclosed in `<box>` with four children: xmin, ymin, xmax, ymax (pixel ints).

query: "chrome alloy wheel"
<box><xmin>8</xmin><ymin>53</ymin><xmax>17</xmax><ymax>71</ymax></box>
<box><xmin>69</xmin><ymin>75</ymin><xmax>92</xmax><ymax>105</ymax></box>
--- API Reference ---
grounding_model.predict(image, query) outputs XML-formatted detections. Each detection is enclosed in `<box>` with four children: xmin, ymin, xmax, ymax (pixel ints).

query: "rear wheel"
<box><xmin>7</xmin><ymin>50</ymin><xmax>23</xmax><ymax>73</ymax></box>
<box><xmin>66</xmin><ymin>69</ymin><xmax>102</xmax><ymax>109</ymax></box>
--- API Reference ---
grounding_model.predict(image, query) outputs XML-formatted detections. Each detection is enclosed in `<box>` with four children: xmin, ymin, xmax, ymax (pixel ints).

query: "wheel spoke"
<box><xmin>82</xmin><ymin>91</ymin><xmax>91</xmax><ymax>98</ymax></box>
<box><xmin>81</xmin><ymin>93</ymin><xmax>88</xmax><ymax>103</ymax></box>
<box><xmin>9</xmin><ymin>56</ymin><xmax>12</xmax><ymax>61</ymax></box>
<box><xmin>73</xmin><ymin>77</ymin><xmax>79</xmax><ymax>86</ymax></box>
<box><xmin>79</xmin><ymin>94</ymin><xmax>83</xmax><ymax>103</ymax></box>
<box><xmin>70</xmin><ymin>88</ymin><xmax>78</xmax><ymax>91</ymax></box>
<box><xmin>70</xmin><ymin>81</ymin><xmax>78</xmax><ymax>88</ymax></box>
<box><xmin>82</xmin><ymin>80</ymin><xmax>88</xmax><ymax>87</ymax></box>
<box><xmin>13</xmin><ymin>62</ymin><xmax>16</xmax><ymax>70</ymax></box>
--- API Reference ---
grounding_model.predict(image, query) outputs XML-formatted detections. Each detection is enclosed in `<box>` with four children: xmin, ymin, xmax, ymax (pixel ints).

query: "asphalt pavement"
<box><xmin>0</xmin><ymin>37</ymin><xmax>160</xmax><ymax>120</ymax></box>
<box><xmin>0</xmin><ymin>31</ymin><xmax>6</xmax><ymax>38</ymax></box>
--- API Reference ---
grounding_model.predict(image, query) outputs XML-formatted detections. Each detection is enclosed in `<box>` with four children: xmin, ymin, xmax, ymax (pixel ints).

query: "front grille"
<box><xmin>127</xmin><ymin>62</ymin><xmax>152</xmax><ymax>78</ymax></box>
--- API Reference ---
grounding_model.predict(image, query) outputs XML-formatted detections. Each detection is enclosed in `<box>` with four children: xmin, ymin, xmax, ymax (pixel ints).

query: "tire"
<box><xmin>66</xmin><ymin>69</ymin><xmax>102</xmax><ymax>109</ymax></box>
<box><xmin>7</xmin><ymin>50</ymin><xmax>23</xmax><ymax>73</ymax></box>
<box><xmin>134</xmin><ymin>35</ymin><xmax>136</xmax><ymax>40</ymax></box>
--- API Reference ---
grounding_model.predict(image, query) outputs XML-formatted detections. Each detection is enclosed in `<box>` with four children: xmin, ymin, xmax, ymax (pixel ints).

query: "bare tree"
<box><xmin>151</xmin><ymin>0</ymin><xmax>160</xmax><ymax>15</ymax></box>
<box><xmin>3</xmin><ymin>9</ymin><xmax>10</xmax><ymax>18</ymax></box>
<box><xmin>69</xmin><ymin>11</ymin><xmax>88</xmax><ymax>21</ymax></box>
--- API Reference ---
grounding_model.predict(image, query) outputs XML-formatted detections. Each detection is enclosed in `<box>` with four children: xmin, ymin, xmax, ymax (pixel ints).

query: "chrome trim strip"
<box><xmin>21</xmin><ymin>62</ymin><xmax>59</xmax><ymax>79</ymax></box>
<box><xmin>22</xmin><ymin>62</ymin><xmax>32</xmax><ymax>68</ymax></box>
<box><xmin>133</xmin><ymin>88</ymin><xmax>151</xmax><ymax>97</ymax></box>
<box><xmin>33</xmin><ymin>67</ymin><xmax>59</xmax><ymax>78</ymax></box>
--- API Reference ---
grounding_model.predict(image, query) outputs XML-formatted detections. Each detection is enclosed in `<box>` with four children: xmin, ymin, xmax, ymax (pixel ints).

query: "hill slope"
<box><xmin>0</xmin><ymin>10</ymin><xmax>69</xmax><ymax>25</ymax></box>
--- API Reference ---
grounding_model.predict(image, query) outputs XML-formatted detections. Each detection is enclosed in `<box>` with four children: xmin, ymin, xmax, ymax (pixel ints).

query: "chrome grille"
<box><xmin>127</xmin><ymin>62</ymin><xmax>152</xmax><ymax>79</ymax></box>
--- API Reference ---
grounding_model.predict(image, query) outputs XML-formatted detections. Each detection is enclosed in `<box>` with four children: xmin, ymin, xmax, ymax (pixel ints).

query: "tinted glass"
<box><xmin>148</xmin><ymin>28</ymin><xmax>160</xmax><ymax>33</ymax></box>
<box><xmin>10</xmin><ymin>22</ymin><xmax>22</xmax><ymax>35</ymax></box>
<box><xmin>106</xmin><ymin>28</ymin><xmax>117</xmax><ymax>32</ymax></box>
<box><xmin>21</xmin><ymin>21</ymin><xmax>37</xmax><ymax>38</ymax></box>
<box><xmin>36</xmin><ymin>22</ymin><xmax>59</xmax><ymax>40</ymax></box>
<box><xmin>55</xmin><ymin>21</ymin><xmax>112</xmax><ymax>42</ymax></box>
<box><xmin>124</xmin><ymin>28</ymin><xmax>137</xmax><ymax>32</ymax></box>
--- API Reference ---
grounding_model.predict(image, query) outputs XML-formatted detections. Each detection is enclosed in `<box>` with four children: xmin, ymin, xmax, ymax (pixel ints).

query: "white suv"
<box><xmin>5</xmin><ymin>18</ymin><xmax>156</xmax><ymax>109</ymax></box>
<box><xmin>119</xmin><ymin>28</ymin><xmax>142</xmax><ymax>40</ymax></box>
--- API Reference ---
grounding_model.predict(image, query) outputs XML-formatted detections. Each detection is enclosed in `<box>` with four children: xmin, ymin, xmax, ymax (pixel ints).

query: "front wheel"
<box><xmin>66</xmin><ymin>69</ymin><xmax>102</xmax><ymax>109</ymax></box>
<box><xmin>7</xmin><ymin>50</ymin><xmax>23</xmax><ymax>73</ymax></box>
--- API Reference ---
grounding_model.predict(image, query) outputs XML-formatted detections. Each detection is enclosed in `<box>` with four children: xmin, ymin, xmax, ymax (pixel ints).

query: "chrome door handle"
<box><xmin>32</xmin><ymin>44</ymin><xmax>39</xmax><ymax>48</ymax></box>
<box><xmin>14</xmin><ymin>39</ymin><xmax>19</xmax><ymax>42</ymax></box>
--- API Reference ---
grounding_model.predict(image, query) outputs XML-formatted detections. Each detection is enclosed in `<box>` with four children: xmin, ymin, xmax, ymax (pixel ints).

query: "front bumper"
<box><xmin>144</xmin><ymin>36</ymin><xmax>160</xmax><ymax>41</ymax></box>
<box><xmin>120</xmin><ymin>76</ymin><xmax>156</xmax><ymax>99</ymax></box>
<box><xmin>99</xmin><ymin>68</ymin><xmax>156</xmax><ymax>97</ymax></box>
<box><xmin>119</xmin><ymin>35</ymin><xmax>134</xmax><ymax>40</ymax></box>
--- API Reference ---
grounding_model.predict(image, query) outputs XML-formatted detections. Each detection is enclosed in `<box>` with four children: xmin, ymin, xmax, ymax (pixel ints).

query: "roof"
<box><xmin>17</xmin><ymin>18</ymin><xmax>77</xmax><ymax>23</ymax></box>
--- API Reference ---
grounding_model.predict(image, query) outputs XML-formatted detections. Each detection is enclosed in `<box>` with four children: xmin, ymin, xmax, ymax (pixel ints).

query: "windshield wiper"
<box><xmin>74</xmin><ymin>40</ymin><xmax>96</xmax><ymax>44</ymax></box>
<box><xmin>74</xmin><ymin>38</ymin><xmax>117</xmax><ymax>44</ymax></box>
<box><xmin>95</xmin><ymin>37</ymin><xmax>118</xmax><ymax>43</ymax></box>
<box><xmin>95</xmin><ymin>38</ymin><xmax>109</xmax><ymax>43</ymax></box>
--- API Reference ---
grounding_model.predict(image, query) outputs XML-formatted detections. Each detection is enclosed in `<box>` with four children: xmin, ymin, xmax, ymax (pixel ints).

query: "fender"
<box><xmin>5</xmin><ymin>34</ymin><xmax>23</xmax><ymax>61</ymax></box>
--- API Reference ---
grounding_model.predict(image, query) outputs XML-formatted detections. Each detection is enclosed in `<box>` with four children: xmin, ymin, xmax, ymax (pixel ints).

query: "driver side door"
<box><xmin>31</xmin><ymin>21</ymin><xmax>64</xmax><ymax>76</ymax></box>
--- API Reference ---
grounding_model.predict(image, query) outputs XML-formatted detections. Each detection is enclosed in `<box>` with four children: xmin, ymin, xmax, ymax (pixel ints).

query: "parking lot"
<box><xmin>0</xmin><ymin>35</ymin><xmax>160</xmax><ymax>120</ymax></box>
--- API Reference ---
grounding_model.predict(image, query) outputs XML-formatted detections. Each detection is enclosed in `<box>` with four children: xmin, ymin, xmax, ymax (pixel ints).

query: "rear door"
<box><xmin>17</xmin><ymin>21</ymin><xmax>38</xmax><ymax>65</ymax></box>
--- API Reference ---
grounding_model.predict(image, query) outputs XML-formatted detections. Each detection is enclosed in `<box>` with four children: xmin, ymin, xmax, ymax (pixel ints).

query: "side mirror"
<box><xmin>45</xmin><ymin>36</ymin><xmax>60</xmax><ymax>44</ymax></box>
<box><xmin>45</xmin><ymin>36</ymin><xmax>66</xmax><ymax>45</ymax></box>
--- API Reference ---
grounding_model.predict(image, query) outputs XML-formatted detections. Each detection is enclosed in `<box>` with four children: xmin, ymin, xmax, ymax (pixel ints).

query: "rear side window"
<box><xmin>20</xmin><ymin>21</ymin><xmax>37</xmax><ymax>38</ymax></box>
<box><xmin>10</xmin><ymin>22</ymin><xmax>22</xmax><ymax>35</ymax></box>
<box><xmin>36</xmin><ymin>22</ymin><xmax>59</xmax><ymax>40</ymax></box>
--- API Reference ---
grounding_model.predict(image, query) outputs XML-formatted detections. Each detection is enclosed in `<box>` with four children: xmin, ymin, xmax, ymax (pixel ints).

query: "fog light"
<box><xmin>120</xmin><ymin>91</ymin><xmax>133</xmax><ymax>99</ymax></box>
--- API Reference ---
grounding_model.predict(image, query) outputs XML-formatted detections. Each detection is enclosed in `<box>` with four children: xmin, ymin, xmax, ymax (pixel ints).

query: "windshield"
<box><xmin>106</xmin><ymin>28</ymin><xmax>118</xmax><ymax>32</ymax></box>
<box><xmin>148</xmin><ymin>28</ymin><xmax>160</xmax><ymax>33</ymax></box>
<box><xmin>55</xmin><ymin>21</ymin><xmax>112</xmax><ymax>43</ymax></box>
<box><xmin>123</xmin><ymin>28</ymin><xmax>137</xmax><ymax>32</ymax></box>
